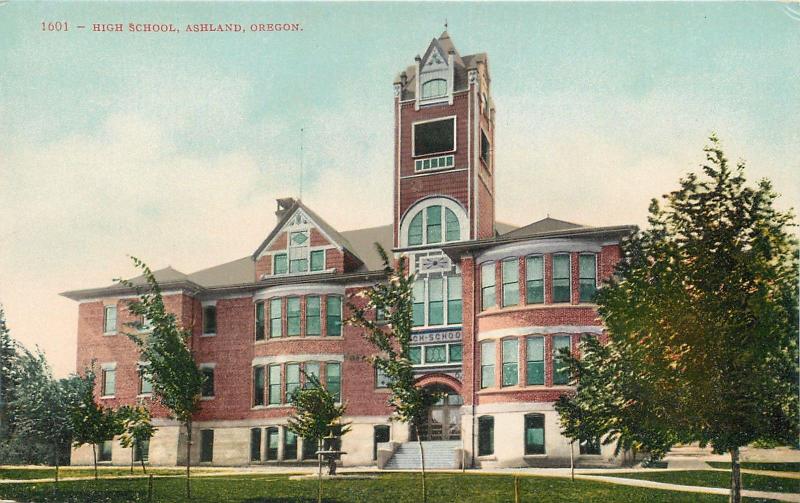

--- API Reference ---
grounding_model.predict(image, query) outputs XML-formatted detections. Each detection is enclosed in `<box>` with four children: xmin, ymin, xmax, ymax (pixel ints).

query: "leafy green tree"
<box><xmin>13</xmin><ymin>347</ymin><xmax>87</xmax><ymax>477</ymax></box>
<box><xmin>118</xmin><ymin>257</ymin><xmax>204</xmax><ymax>499</ymax></box>
<box><xmin>0</xmin><ymin>304</ymin><xmax>18</xmax><ymax>441</ymax></box>
<box><xmin>347</xmin><ymin>245</ymin><xmax>439</xmax><ymax>503</ymax></box>
<box><xmin>70</xmin><ymin>368</ymin><xmax>123</xmax><ymax>480</ymax></box>
<box><xmin>118</xmin><ymin>403</ymin><xmax>156</xmax><ymax>474</ymax></box>
<box><xmin>286</xmin><ymin>373</ymin><xmax>350</xmax><ymax>476</ymax></box>
<box><xmin>556</xmin><ymin>137</ymin><xmax>798</xmax><ymax>503</ymax></box>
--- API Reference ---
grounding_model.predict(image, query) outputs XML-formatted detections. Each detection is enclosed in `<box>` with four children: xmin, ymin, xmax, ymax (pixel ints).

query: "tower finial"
<box><xmin>444</xmin><ymin>18</ymin><xmax>448</xmax><ymax>31</ymax></box>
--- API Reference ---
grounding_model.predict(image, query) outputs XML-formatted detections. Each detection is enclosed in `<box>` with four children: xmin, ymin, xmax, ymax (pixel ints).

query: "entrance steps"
<box><xmin>383</xmin><ymin>440</ymin><xmax>462</xmax><ymax>470</ymax></box>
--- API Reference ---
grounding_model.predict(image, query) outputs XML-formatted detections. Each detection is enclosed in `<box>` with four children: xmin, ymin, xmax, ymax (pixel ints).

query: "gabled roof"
<box><xmin>251</xmin><ymin>198</ymin><xmax>356</xmax><ymax>262</ymax></box>
<box><xmin>499</xmin><ymin>217</ymin><xmax>584</xmax><ymax>239</ymax></box>
<box><xmin>60</xmin><ymin>266</ymin><xmax>204</xmax><ymax>301</ymax></box>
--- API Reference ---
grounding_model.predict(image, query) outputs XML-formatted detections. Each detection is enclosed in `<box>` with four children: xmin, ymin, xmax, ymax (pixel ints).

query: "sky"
<box><xmin>1</xmin><ymin>2</ymin><xmax>798</xmax><ymax>377</ymax></box>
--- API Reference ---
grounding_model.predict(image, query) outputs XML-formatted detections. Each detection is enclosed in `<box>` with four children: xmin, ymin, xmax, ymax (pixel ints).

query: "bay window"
<box><xmin>480</xmin><ymin>341</ymin><xmax>495</xmax><ymax>388</ymax></box>
<box><xmin>552</xmin><ymin>254</ymin><xmax>571</xmax><ymax>303</ymax></box>
<box><xmin>286</xmin><ymin>297</ymin><xmax>300</xmax><ymax>336</ymax></box>
<box><xmin>481</xmin><ymin>262</ymin><xmax>496</xmax><ymax>310</ymax></box>
<box><xmin>269</xmin><ymin>298</ymin><xmax>282</xmax><ymax>338</ymax></box>
<box><xmin>502</xmin><ymin>339</ymin><xmax>518</xmax><ymax>387</ymax></box>
<box><xmin>552</xmin><ymin>335</ymin><xmax>572</xmax><ymax>385</ymax></box>
<box><xmin>502</xmin><ymin>258</ymin><xmax>519</xmax><ymax>307</ymax></box>
<box><xmin>306</xmin><ymin>296</ymin><xmax>321</xmax><ymax>335</ymax></box>
<box><xmin>253</xmin><ymin>366</ymin><xmax>265</xmax><ymax>406</ymax></box>
<box><xmin>268</xmin><ymin>364</ymin><xmax>281</xmax><ymax>405</ymax></box>
<box><xmin>579</xmin><ymin>254</ymin><xmax>597</xmax><ymax>302</ymax></box>
<box><xmin>526</xmin><ymin>336</ymin><xmax>545</xmax><ymax>385</ymax></box>
<box><xmin>526</xmin><ymin>255</ymin><xmax>544</xmax><ymax>304</ymax></box>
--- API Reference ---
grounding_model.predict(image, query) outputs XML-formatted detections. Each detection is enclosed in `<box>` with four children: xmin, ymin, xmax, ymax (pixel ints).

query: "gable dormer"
<box><xmin>416</xmin><ymin>35</ymin><xmax>456</xmax><ymax>109</ymax></box>
<box><xmin>253</xmin><ymin>199</ymin><xmax>364</xmax><ymax>280</ymax></box>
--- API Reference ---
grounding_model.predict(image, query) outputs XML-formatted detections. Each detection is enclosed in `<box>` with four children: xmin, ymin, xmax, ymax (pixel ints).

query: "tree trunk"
<box><xmin>92</xmin><ymin>443</ymin><xmax>98</xmax><ymax>480</ymax></box>
<box><xmin>317</xmin><ymin>438</ymin><xmax>322</xmax><ymax>503</ymax></box>
<box><xmin>730</xmin><ymin>447</ymin><xmax>742</xmax><ymax>503</ymax></box>
<box><xmin>185</xmin><ymin>421</ymin><xmax>192</xmax><ymax>500</ymax></box>
<box><xmin>141</xmin><ymin>450</ymin><xmax>147</xmax><ymax>474</ymax></box>
<box><xmin>131</xmin><ymin>442</ymin><xmax>135</xmax><ymax>474</ymax></box>
<box><xmin>413</xmin><ymin>423</ymin><xmax>427</xmax><ymax>503</ymax></box>
<box><xmin>570</xmin><ymin>441</ymin><xmax>575</xmax><ymax>482</ymax></box>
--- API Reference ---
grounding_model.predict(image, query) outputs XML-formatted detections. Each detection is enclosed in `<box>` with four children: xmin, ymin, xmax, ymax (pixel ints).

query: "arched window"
<box><xmin>405</xmin><ymin>205</ymin><xmax>461</xmax><ymax>246</ymax></box>
<box><xmin>421</xmin><ymin>78</ymin><xmax>447</xmax><ymax>99</ymax></box>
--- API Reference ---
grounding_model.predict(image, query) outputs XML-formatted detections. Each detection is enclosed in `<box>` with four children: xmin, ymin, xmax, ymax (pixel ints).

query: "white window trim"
<box><xmin>501</xmin><ymin>257</ymin><xmax>520</xmax><ymax>308</ymax></box>
<box><xmin>399</xmin><ymin>197</ymin><xmax>468</xmax><ymax>248</ymax></box>
<box><xmin>100</xmin><ymin>363</ymin><xmax>116</xmax><ymax>398</ymax></box>
<box><xmin>411</xmin><ymin>115</ymin><xmax>457</xmax><ymax>158</ymax></box>
<box><xmin>552</xmin><ymin>253</ymin><xmax>573</xmax><ymax>304</ymax></box>
<box><xmin>410</xmin><ymin>342</ymin><xmax>463</xmax><ymax>367</ymax></box>
<box><xmin>103</xmin><ymin>305</ymin><xmax>117</xmax><ymax>335</ymax></box>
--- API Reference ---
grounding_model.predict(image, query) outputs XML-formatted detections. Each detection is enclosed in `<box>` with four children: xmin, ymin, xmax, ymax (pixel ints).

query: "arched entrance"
<box><xmin>413</xmin><ymin>384</ymin><xmax>463</xmax><ymax>441</ymax></box>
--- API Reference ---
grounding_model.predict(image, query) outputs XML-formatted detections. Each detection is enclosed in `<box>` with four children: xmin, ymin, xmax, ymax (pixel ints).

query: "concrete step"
<box><xmin>383</xmin><ymin>441</ymin><xmax>461</xmax><ymax>470</ymax></box>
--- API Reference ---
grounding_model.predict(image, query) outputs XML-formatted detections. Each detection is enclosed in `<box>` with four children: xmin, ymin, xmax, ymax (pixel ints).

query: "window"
<box><xmin>409</xmin><ymin>346</ymin><xmax>422</xmax><ymax>365</ymax></box>
<box><xmin>255</xmin><ymin>302</ymin><xmax>265</xmax><ymax>341</ymax></box>
<box><xmin>580</xmin><ymin>438</ymin><xmax>602</xmax><ymax>455</ymax></box>
<box><xmin>375</xmin><ymin>366</ymin><xmax>390</xmax><ymax>388</ymax></box>
<box><xmin>250</xmin><ymin>428</ymin><xmax>261</xmax><ymax>462</ymax></box>
<box><xmin>289</xmin><ymin>231</ymin><xmax>309</xmax><ymax>273</ymax></box>
<box><xmin>412</xmin><ymin>280</ymin><xmax>425</xmax><ymax>327</ymax></box>
<box><xmin>98</xmin><ymin>440</ymin><xmax>113</xmax><ymax>462</ymax></box>
<box><xmin>373</xmin><ymin>425</ymin><xmax>390</xmax><ymax>461</ymax></box>
<box><xmin>253</xmin><ymin>366</ymin><xmax>265</xmax><ymax>406</ymax></box>
<box><xmin>526</xmin><ymin>336</ymin><xmax>545</xmax><ymax>385</ymax></box>
<box><xmin>266</xmin><ymin>427</ymin><xmax>279</xmax><ymax>460</ymax></box>
<box><xmin>480</xmin><ymin>341</ymin><xmax>495</xmax><ymax>388</ymax></box>
<box><xmin>524</xmin><ymin>414</ymin><xmax>545</xmax><ymax>455</ymax></box>
<box><xmin>286</xmin><ymin>363</ymin><xmax>300</xmax><ymax>401</ymax></box>
<box><xmin>103</xmin><ymin>305</ymin><xmax>117</xmax><ymax>334</ymax></box>
<box><xmin>200</xmin><ymin>429</ymin><xmax>214</xmax><ymax>462</ymax></box>
<box><xmin>201</xmin><ymin>367</ymin><xmax>214</xmax><ymax>397</ymax></box>
<box><xmin>502</xmin><ymin>258</ymin><xmax>519</xmax><ymax>307</ymax></box>
<box><xmin>552</xmin><ymin>335</ymin><xmax>572</xmax><ymax>385</ymax></box>
<box><xmin>326</xmin><ymin>296</ymin><xmax>342</xmax><ymax>336</ymax></box>
<box><xmin>449</xmin><ymin>343</ymin><xmax>463</xmax><ymax>363</ymax></box>
<box><xmin>478</xmin><ymin>416</ymin><xmax>494</xmax><ymax>456</ymax></box>
<box><xmin>273</xmin><ymin>253</ymin><xmax>288</xmax><ymax>275</ymax></box>
<box><xmin>480</xmin><ymin>130</ymin><xmax>491</xmax><ymax>166</ymax></box>
<box><xmin>202</xmin><ymin>305</ymin><xmax>216</xmax><ymax>335</ymax></box>
<box><xmin>302</xmin><ymin>437</ymin><xmax>318</xmax><ymax>460</ymax></box>
<box><xmin>268</xmin><ymin>365</ymin><xmax>281</xmax><ymax>405</ymax></box>
<box><xmin>310</xmin><ymin>250</ymin><xmax>325</xmax><ymax>272</ymax></box>
<box><xmin>481</xmin><ymin>262</ymin><xmax>496</xmax><ymax>310</ymax></box>
<box><xmin>424</xmin><ymin>345</ymin><xmax>447</xmax><ymax>364</ymax></box>
<box><xmin>445</xmin><ymin>209</ymin><xmax>460</xmax><ymax>242</ymax></box>
<box><xmin>552</xmin><ymin>254</ymin><xmax>571</xmax><ymax>303</ymax></box>
<box><xmin>326</xmin><ymin>362</ymin><xmax>341</xmax><ymax>401</ymax></box>
<box><xmin>408</xmin><ymin>212</ymin><xmax>423</xmax><ymax>246</ymax></box>
<box><xmin>306</xmin><ymin>296</ymin><xmax>321</xmax><ymax>335</ymax></box>
<box><xmin>102</xmin><ymin>368</ymin><xmax>115</xmax><ymax>397</ymax></box>
<box><xmin>502</xmin><ymin>339</ymin><xmax>519</xmax><ymax>387</ymax></box>
<box><xmin>138</xmin><ymin>363</ymin><xmax>153</xmax><ymax>395</ymax></box>
<box><xmin>421</xmin><ymin>78</ymin><xmax>447</xmax><ymax>99</ymax></box>
<box><xmin>413</xmin><ymin>117</ymin><xmax>455</xmax><ymax>157</ymax></box>
<box><xmin>304</xmin><ymin>361</ymin><xmax>320</xmax><ymax>387</ymax></box>
<box><xmin>447</xmin><ymin>276</ymin><xmax>462</xmax><ymax>324</ymax></box>
<box><xmin>428</xmin><ymin>277</ymin><xmax>444</xmax><ymax>326</ymax></box>
<box><xmin>579</xmin><ymin>254</ymin><xmax>597</xmax><ymax>302</ymax></box>
<box><xmin>284</xmin><ymin>429</ymin><xmax>298</xmax><ymax>460</ymax></box>
<box><xmin>134</xmin><ymin>439</ymin><xmax>149</xmax><ymax>463</ymax></box>
<box><xmin>526</xmin><ymin>255</ymin><xmax>544</xmax><ymax>304</ymax></box>
<box><xmin>286</xmin><ymin>297</ymin><xmax>300</xmax><ymax>336</ymax></box>
<box><xmin>426</xmin><ymin>206</ymin><xmax>442</xmax><ymax>244</ymax></box>
<box><xmin>269</xmin><ymin>299</ymin><xmax>282</xmax><ymax>338</ymax></box>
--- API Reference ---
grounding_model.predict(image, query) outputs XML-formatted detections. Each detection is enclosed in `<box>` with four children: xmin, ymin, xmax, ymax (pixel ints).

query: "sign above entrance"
<box><xmin>411</xmin><ymin>329</ymin><xmax>462</xmax><ymax>344</ymax></box>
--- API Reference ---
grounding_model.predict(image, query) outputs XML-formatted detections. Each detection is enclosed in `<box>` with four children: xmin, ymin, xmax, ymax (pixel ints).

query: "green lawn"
<box><xmin>601</xmin><ymin>470</ymin><xmax>800</xmax><ymax>494</ymax></box>
<box><xmin>707</xmin><ymin>462</ymin><xmax>800</xmax><ymax>473</ymax></box>
<box><xmin>0</xmin><ymin>467</ymin><xmax>214</xmax><ymax>480</ymax></box>
<box><xmin>0</xmin><ymin>472</ymin><xmax>738</xmax><ymax>503</ymax></box>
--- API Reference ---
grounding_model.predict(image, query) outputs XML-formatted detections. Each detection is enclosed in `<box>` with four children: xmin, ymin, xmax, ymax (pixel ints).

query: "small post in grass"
<box><xmin>514</xmin><ymin>475</ymin><xmax>521</xmax><ymax>503</ymax></box>
<box><xmin>148</xmin><ymin>473</ymin><xmax>153</xmax><ymax>503</ymax></box>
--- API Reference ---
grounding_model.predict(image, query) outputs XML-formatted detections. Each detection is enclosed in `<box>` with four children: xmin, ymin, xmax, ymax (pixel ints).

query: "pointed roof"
<box><xmin>500</xmin><ymin>217</ymin><xmax>584</xmax><ymax>239</ymax></box>
<box><xmin>251</xmin><ymin>198</ymin><xmax>358</xmax><ymax>264</ymax></box>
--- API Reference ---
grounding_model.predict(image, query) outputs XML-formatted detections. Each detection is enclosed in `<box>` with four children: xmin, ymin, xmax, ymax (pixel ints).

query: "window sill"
<box><xmin>477</xmin><ymin>386</ymin><xmax>573</xmax><ymax>395</ymax></box>
<box><xmin>477</xmin><ymin>455</ymin><xmax>497</xmax><ymax>461</ymax></box>
<box><xmin>201</xmin><ymin>396</ymin><xmax>215</xmax><ymax>401</ymax></box>
<box><xmin>100</xmin><ymin>395</ymin><xmax>115</xmax><ymax>400</ymax></box>
<box><xmin>524</xmin><ymin>454</ymin><xmax>547</xmax><ymax>458</ymax></box>
<box><xmin>103</xmin><ymin>332</ymin><xmax>117</xmax><ymax>336</ymax></box>
<box><xmin>137</xmin><ymin>393</ymin><xmax>153</xmax><ymax>399</ymax></box>
<box><xmin>201</xmin><ymin>333</ymin><xmax>216</xmax><ymax>338</ymax></box>
<box><xmin>255</xmin><ymin>335</ymin><xmax>343</xmax><ymax>344</ymax></box>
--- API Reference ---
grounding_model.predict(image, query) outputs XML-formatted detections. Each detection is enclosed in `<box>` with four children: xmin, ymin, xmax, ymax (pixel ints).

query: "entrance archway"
<box><xmin>413</xmin><ymin>384</ymin><xmax>463</xmax><ymax>441</ymax></box>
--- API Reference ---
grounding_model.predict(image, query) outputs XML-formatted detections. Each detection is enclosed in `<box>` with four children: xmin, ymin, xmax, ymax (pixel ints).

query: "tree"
<box><xmin>0</xmin><ymin>304</ymin><xmax>18</xmax><ymax>441</ymax></box>
<box><xmin>556</xmin><ymin>137</ymin><xmax>799</xmax><ymax>503</ymax></box>
<box><xmin>347</xmin><ymin>245</ymin><xmax>439</xmax><ymax>503</ymax></box>
<box><xmin>286</xmin><ymin>373</ymin><xmax>350</xmax><ymax>476</ymax></box>
<box><xmin>70</xmin><ymin>368</ymin><xmax>123</xmax><ymax>480</ymax></box>
<box><xmin>118</xmin><ymin>403</ymin><xmax>157</xmax><ymax>474</ymax></box>
<box><xmin>118</xmin><ymin>257</ymin><xmax>205</xmax><ymax>499</ymax></box>
<box><xmin>13</xmin><ymin>347</ymin><xmax>87</xmax><ymax>478</ymax></box>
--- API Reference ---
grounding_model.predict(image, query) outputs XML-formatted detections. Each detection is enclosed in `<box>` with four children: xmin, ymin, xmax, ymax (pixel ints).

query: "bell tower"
<box><xmin>393</xmin><ymin>31</ymin><xmax>496</xmax><ymax>249</ymax></box>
